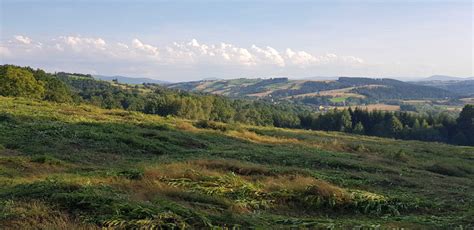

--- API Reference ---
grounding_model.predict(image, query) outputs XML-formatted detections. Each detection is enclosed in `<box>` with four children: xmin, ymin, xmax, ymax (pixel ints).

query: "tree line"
<box><xmin>298</xmin><ymin>107</ymin><xmax>474</xmax><ymax>146</ymax></box>
<box><xmin>1</xmin><ymin>65</ymin><xmax>472</xmax><ymax>146</ymax></box>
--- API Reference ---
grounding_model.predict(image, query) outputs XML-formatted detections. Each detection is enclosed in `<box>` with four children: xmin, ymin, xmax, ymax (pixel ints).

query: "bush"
<box><xmin>194</xmin><ymin>120</ymin><xmax>227</xmax><ymax>132</ymax></box>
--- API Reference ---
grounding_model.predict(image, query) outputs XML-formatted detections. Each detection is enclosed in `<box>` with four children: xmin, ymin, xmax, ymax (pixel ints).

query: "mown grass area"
<box><xmin>329</xmin><ymin>97</ymin><xmax>348</xmax><ymax>103</ymax></box>
<box><xmin>0</xmin><ymin>96</ymin><xmax>473</xmax><ymax>229</ymax></box>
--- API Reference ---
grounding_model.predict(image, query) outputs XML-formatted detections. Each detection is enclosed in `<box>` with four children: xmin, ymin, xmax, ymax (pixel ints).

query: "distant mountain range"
<box><xmin>168</xmin><ymin>77</ymin><xmax>459</xmax><ymax>107</ymax></box>
<box><xmin>92</xmin><ymin>74</ymin><xmax>473</xmax><ymax>100</ymax></box>
<box><xmin>94</xmin><ymin>75</ymin><xmax>169</xmax><ymax>85</ymax></box>
<box><xmin>413</xmin><ymin>79</ymin><xmax>474</xmax><ymax>96</ymax></box>
<box><xmin>418</xmin><ymin>75</ymin><xmax>474</xmax><ymax>81</ymax></box>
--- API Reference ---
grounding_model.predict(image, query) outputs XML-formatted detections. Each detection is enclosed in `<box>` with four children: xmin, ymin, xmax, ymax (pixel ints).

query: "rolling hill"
<box><xmin>94</xmin><ymin>75</ymin><xmax>169</xmax><ymax>85</ymax></box>
<box><xmin>414</xmin><ymin>80</ymin><xmax>474</xmax><ymax>97</ymax></box>
<box><xmin>0</xmin><ymin>97</ymin><xmax>473</xmax><ymax>229</ymax></box>
<box><xmin>420</xmin><ymin>75</ymin><xmax>474</xmax><ymax>81</ymax></box>
<box><xmin>168</xmin><ymin>77</ymin><xmax>457</xmax><ymax>106</ymax></box>
<box><xmin>1</xmin><ymin>64</ymin><xmax>473</xmax><ymax>228</ymax></box>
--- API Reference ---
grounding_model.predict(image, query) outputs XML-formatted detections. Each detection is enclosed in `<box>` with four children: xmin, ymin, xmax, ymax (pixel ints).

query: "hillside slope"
<box><xmin>94</xmin><ymin>75</ymin><xmax>169</xmax><ymax>85</ymax></box>
<box><xmin>168</xmin><ymin>77</ymin><xmax>456</xmax><ymax>106</ymax></box>
<box><xmin>414</xmin><ymin>80</ymin><xmax>474</xmax><ymax>97</ymax></box>
<box><xmin>0</xmin><ymin>97</ymin><xmax>473</xmax><ymax>229</ymax></box>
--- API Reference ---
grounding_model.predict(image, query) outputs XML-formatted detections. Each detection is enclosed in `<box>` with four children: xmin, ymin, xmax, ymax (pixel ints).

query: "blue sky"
<box><xmin>1</xmin><ymin>0</ymin><xmax>472</xmax><ymax>81</ymax></box>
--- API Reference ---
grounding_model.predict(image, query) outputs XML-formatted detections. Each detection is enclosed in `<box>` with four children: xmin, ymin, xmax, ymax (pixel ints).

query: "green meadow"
<box><xmin>0</xmin><ymin>96</ymin><xmax>473</xmax><ymax>229</ymax></box>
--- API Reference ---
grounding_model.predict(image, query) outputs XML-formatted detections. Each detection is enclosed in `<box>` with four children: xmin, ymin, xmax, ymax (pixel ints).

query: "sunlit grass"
<box><xmin>0</xmin><ymin>96</ymin><xmax>473</xmax><ymax>228</ymax></box>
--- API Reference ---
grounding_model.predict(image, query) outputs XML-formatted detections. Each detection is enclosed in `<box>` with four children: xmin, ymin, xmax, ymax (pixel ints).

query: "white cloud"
<box><xmin>132</xmin><ymin>38</ymin><xmax>159</xmax><ymax>56</ymax></box>
<box><xmin>285</xmin><ymin>48</ymin><xmax>318</xmax><ymax>66</ymax></box>
<box><xmin>117</xmin><ymin>42</ymin><xmax>129</xmax><ymax>49</ymax></box>
<box><xmin>14</xmin><ymin>35</ymin><xmax>32</xmax><ymax>45</ymax></box>
<box><xmin>59</xmin><ymin>36</ymin><xmax>107</xmax><ymax>51</ymax></box>
<box><xmin>251</xmin><ymin>45</ymin><xmax>285</xmax><ymax>67</ymax></box>
<box><xmin>2</xmin><ymin>35</ymin><xmax>366</xmax><ymax>78</ymax></box>
<box><xmin>164</xmin><ymin>39</ymin><xmax>257</xmax><ymax>66</ymax></box>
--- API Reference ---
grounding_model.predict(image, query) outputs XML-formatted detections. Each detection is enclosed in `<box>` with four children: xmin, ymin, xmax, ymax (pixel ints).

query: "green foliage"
<box><xmin>31</xmin><ymin>68</ymin><xmax>73</xmax><ymax>102</ymax></box>
<box><xmin>306</xmin><ymin>106</ymin><xmax>474</xmax><ymax>146</ymax></box>
<box><xmin>353</xmin><ymin>122</ymin><xmax>365</xmax><ymax>134</ymax></box>
<box><xmin>0</xmin><ymin>97</ymin><xmax>472</xmax><ymax>228</ymax></box>
<box><xmin>194</xmin><ymin>120</ymin><xmax>228</xmax><ymax>132</ymax></box>
<box><xmin>456</xmin><ymin>105</ymin><xmax>474</xmax><ymax>144</ymax></box>
<box><xmin>0</xmin><ymin>65</ymin><xmax>45</xmax><ymax>99</ymax></box>
<box><xmin>3</xmin><ymin>65</ymin><xmax>471</xmax><ymax>146</ymax></box>
<box><xmin>389</xmin><ymin>116</ymin><xmax>403</xmax><ymax>135</ymax></box>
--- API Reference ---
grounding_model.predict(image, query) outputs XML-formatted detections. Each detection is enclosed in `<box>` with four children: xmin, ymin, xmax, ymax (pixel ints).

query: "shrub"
<box><xmin>175</xmin><ymin>121</ymin><xmax>196</xmax><ymax>131</ymax></box>
<box><xmin>194</xmin><ymin>120</ymin><xmax>227</xmax><ymax>132</ymax></box>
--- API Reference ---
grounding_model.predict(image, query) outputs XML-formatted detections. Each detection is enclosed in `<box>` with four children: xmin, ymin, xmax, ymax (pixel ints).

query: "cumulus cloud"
<box><xmin>14</xmin><ymin>35</ymin><xmax>32</xmax><ymax>45</ymax></box>
<box><xmin>11</xmin><ymin>35</ymin><xmax>43</xmax><ymax>50</ymax></box>
<box><xmin>132</xmin><ymin>38</ymin><xmax>159</xmax><ymax>56</ymax></box>
<box><xmin>285</xmin><ymin>48</ymin><xmax>318</xmax><ymax>66</ymax></box>
<box><xmin>251</xmin><ymin>45</ymin><xmax>285</xmax><ymax>67</ymax></box>
<box><xmin>164</xmin><ymin>39</ymin><xmax>257</xmax><ymax>66</ymax></box>
<box><xmin>1</xmin><ymin>35</ymin><xmax>366</xmax><ymax>78</ymax></box>
<box><xmin>57</xmin><ymin>36</ymin><xmax>107</xmax><ymax>52</ymax></box>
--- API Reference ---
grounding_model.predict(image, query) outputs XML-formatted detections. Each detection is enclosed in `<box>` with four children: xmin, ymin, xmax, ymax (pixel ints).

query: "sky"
<box><xmin>0</xmin><ymin>0</ymin><xmax>472</xmax><ymax>81</ymax></box>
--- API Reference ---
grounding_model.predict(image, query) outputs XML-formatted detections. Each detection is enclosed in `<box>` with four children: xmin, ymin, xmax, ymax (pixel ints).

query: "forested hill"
<box><xmin>0</xmin><ymin>64</ymin><xmax>473</xmax><ymax>146</ymax></box>
<box><xmin>168</xmin><ymin>77</ymin><xmax>456</xmax><ymax>100</ymax></box>
<box><xmin>413</xmin><ymin>80</ymin><xmax>474</xmax><ymax>97</ymax></box>
<box><xmin>94</xmin><ymin>75</ymin><xmax>169</xmax><ymax>85</ymax></box>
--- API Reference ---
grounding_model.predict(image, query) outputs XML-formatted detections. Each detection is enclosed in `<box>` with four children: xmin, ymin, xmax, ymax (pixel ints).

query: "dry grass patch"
<box><xmin>0</xmin><ymin>200</ymin><xmax>99</xmax><ymax>230</ymax></box>
<box><xmin>193</xmin><ymin>159</ymin><xmax>276</xmax><ymax>176</ymax></box>
<box><xmin>227</xmin><ymin>130</ymin><xmax>299</xmax><ymax>145</ymax></box>
<box><xmin>175</xmin><ymin>120</ymin><xmax>197</xmax><ymax>131</ymax></box>
<box><xmin>0</xmin><ymin>156</ymin><xmax>69</xmax><ymax>177</ymax></box>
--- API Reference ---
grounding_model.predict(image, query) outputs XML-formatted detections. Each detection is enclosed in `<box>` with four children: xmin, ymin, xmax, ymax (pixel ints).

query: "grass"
<box><xmin>330</xmin><ymin>96</ymin><xmax>348</xmax><ymax>103</ymax></box>
<box><xmin>0</xmin><ymin>96</ymin><xmax>473</xmax><ymax>229</ymax></box>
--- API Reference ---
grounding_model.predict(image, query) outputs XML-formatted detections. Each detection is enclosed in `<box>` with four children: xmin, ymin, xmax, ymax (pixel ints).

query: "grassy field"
<box><xmin>0</xmin><ymin>96</ymin><xmax>473</xmax><ymax>229</ymax></box>
<box><xmin>333</xmin><ymin>104</ymin><xmax>401</xmax><ymax>112</ymax></box>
